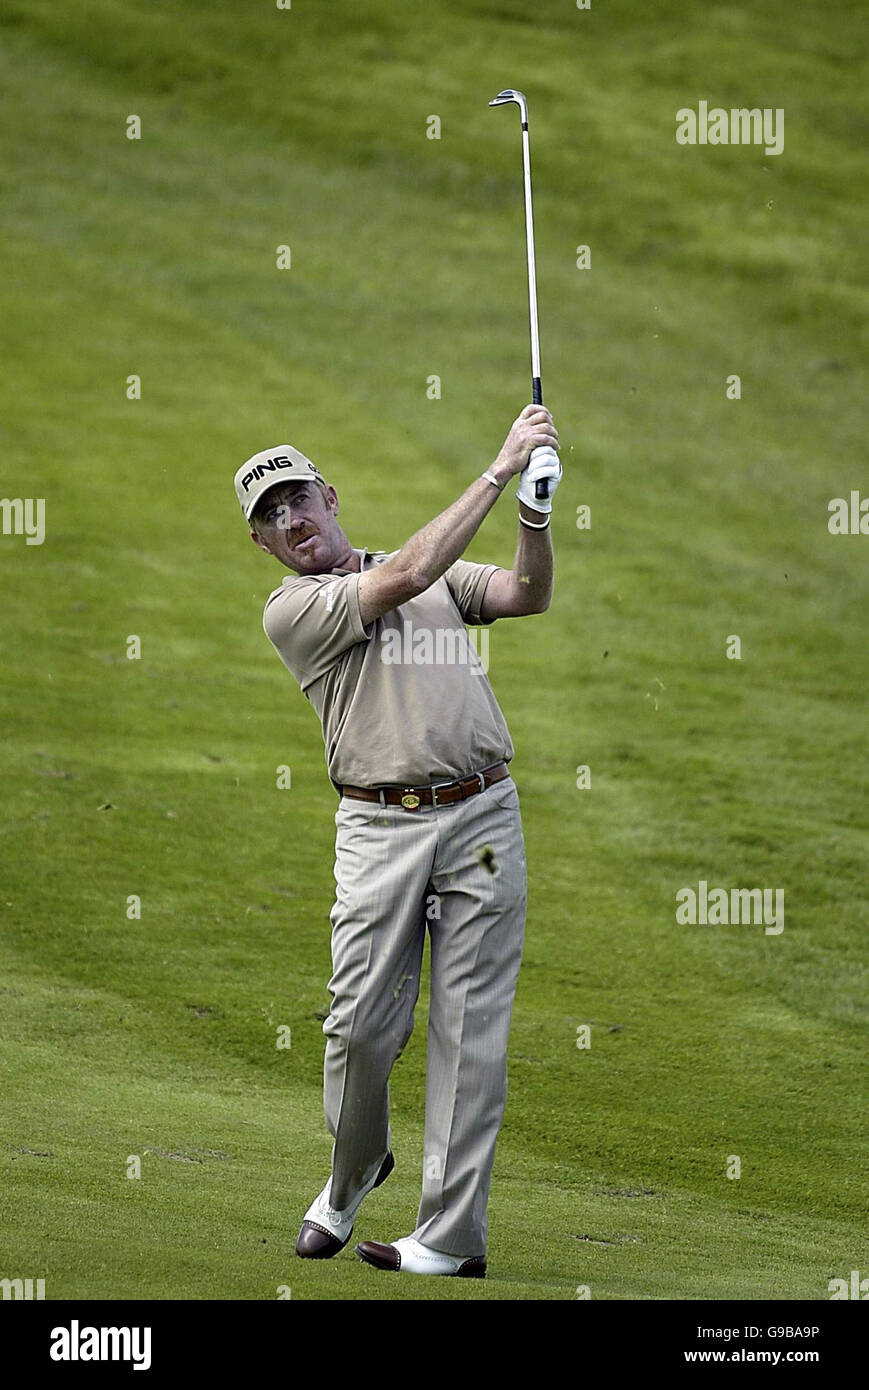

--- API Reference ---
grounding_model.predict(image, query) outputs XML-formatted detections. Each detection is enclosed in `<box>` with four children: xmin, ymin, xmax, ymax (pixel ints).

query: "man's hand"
<box><xmin>493</xmin><ymin>404</ymin><xmax>559</xmax><ymax>478</ymax></box>
<box><xmin>516</xmin><ymin>448</ymin><xmax>562</xmax><ymax>515</ymax></box>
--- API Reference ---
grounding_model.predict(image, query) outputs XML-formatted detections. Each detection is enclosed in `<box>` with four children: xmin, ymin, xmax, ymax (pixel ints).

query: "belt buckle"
<box><xmin>400</xmin><ymin>790</ymin><xmax>421</xmax><ymax>811</ymax></box>
<box><xmin>430</xmin><ymin>778</ymin><xmax>456</xmax><ymax>810</ymax></box>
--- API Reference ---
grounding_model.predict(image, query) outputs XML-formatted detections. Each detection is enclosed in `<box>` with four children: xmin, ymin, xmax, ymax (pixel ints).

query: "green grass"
<box><xmin>1</xmin><ymin>0</ymin><xmax>867</xmax><ymax>1299</ymax></box>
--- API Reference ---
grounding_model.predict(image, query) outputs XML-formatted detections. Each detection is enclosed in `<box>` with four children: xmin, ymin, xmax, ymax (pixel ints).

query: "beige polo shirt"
<box><xmin>262</xmin><ymin>548</ymin><xmax>514</xmax><ymax>788</ymax></box>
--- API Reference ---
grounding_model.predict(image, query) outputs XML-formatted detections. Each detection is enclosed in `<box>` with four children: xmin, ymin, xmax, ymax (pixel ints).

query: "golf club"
<box><xmin>489</xmin><ymin>88</ymin><xmax>559</xmax><ymax>501</ymax></box>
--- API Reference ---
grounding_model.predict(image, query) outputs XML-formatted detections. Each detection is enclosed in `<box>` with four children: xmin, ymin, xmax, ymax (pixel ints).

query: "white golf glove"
<box><xmin>515</xmin><ymin>446</ymin><xmax>562</xmax><ymax>515</ymax></box>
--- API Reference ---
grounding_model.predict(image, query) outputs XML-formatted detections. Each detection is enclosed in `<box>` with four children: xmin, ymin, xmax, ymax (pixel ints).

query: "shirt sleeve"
<box><xmin>262</xmin><ymin>572</ymin><xmax>373</xmax><ymax>689</ymax></box>
<box><xmin>444</xmin><ymin>558</ymin><xmax>503</xmax><ymax>626</ymax></box>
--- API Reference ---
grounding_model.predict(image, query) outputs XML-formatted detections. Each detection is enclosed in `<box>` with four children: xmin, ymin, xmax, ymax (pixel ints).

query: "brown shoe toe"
<box><xmin>355</xmin><ymin>1240</ymin><xmax>401</xmax><ymax>1271</ymax></box>
<box><xmin>296</xmin><ymin>1222</ymin><xmax>349</xmax><ymax>1259</ymax></box>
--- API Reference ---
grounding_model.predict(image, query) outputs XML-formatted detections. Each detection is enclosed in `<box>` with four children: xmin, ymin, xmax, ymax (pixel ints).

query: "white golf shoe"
<box><xmin>295</xmin><ymin>1151</ymin><xmax>394</xmax><ymax>1259</ymax></box>
<box><xmin>355</xmin><ymin>1235</ymin><xmax>486</xmax><ymax>1278</ymax></box>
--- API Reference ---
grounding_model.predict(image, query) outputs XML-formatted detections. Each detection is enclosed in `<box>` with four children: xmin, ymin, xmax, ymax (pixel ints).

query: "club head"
<box><xmin>489</xmin><ymin>89</ymin><xmax>528</xmax><ymax>121</ymax></box>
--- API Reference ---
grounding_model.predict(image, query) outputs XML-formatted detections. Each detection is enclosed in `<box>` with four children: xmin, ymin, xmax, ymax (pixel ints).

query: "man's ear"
<box><xmin>250</xmin><ymin>528</ymin><xmax>272</xmax><ymax>555</ymax></box>
<box><xmin>325</xmin><ymin>484</ymin><xmax>339</xmax><ymax>515</ymax></box>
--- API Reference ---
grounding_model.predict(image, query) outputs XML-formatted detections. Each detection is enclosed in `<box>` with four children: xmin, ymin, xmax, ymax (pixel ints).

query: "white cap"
<box><xmin>234</xmin><ymin>445</ymin><xmax>325</xmax><ymax>521</ymax></box>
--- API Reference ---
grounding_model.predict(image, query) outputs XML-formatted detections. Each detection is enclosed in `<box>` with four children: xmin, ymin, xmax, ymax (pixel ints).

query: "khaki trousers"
<box><xmin>322</xmin><ymin>774</ymin><xmax>527</xmax><ymax>1257</ymax></box>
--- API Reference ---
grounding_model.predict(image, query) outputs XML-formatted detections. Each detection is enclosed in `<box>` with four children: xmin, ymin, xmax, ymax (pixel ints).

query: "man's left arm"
<box><xmin>478</xmin><ymin>501</ymin><xmax>554</xmax><ymax>618</ymax></box>
<box><xmin>445</xmin><ymin>417</ymin><xmax>561</xmax><ymax>621</ymax></box>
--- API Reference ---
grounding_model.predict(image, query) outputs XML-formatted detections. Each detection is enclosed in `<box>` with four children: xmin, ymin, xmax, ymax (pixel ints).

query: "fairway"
<box><xmin>1</xmin><ymin>0</ymin><xmax>867</xmax><ymax>1302</ymax></box>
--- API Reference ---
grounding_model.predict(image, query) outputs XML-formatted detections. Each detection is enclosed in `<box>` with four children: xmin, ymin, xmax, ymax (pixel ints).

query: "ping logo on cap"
<box><xmin>240</xmin><ymin>456</ymin><xmax>318</xmax><ymax>494</ymax></box>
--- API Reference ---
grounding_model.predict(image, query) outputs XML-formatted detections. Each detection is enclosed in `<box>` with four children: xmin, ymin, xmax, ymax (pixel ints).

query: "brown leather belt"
<box><xmin>341</xmin><ymin>762</ymin><xmax>510</xmax><ymax>811</ymax></box>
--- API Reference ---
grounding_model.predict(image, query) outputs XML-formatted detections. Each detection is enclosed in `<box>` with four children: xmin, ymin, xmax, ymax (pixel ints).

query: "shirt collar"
<box><xmin>282</xmin><ymin>546</ymin><xmax>380</xmax><ymax>583</ymax></box>
<box><xmin>331</xmin><ymin>546</ymin><xmax>379</xmax><ymax>575</ymax></box>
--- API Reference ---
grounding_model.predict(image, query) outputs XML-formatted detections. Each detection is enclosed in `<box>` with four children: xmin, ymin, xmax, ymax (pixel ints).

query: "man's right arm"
<box><xmin>357</xmin><ymin>404</ymin><xmax>558</xmax><ymax>626</ymax></box>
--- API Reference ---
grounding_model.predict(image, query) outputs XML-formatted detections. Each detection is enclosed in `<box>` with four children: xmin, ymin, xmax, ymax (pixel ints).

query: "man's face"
<box><xmin>250</xmin><ymin>479</ymin><xmax>343</xmax><ymax>574</ymax></box>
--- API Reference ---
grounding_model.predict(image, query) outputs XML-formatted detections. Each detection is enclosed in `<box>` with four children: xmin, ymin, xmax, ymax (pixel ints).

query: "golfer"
<box><xmin>234</xmin><ymin>405</ymin><xmax>560</xmax><ymax>1277</ymax></box>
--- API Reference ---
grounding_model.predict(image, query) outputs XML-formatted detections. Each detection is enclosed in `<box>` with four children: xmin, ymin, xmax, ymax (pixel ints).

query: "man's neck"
<box><xmin>335</xmin><ymin>539</ymin><xmax>360</xmax><ymax>572</ymax></box>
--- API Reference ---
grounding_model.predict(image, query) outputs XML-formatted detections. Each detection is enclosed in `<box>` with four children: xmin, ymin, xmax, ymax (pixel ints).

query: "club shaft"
<box><xmin>490</xmin><ymin>90</ymin><xmax>553</xmax><ymax>501</ymax></box>
<box><xmin>521</xmin><ymin>116</ymin><xmax>550</xmax><ymax>498</ymax></box>
<box><xmin>521</xmin><ymin>124</ymin><xmax>543</xmax><ymax>400</ymax></box>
